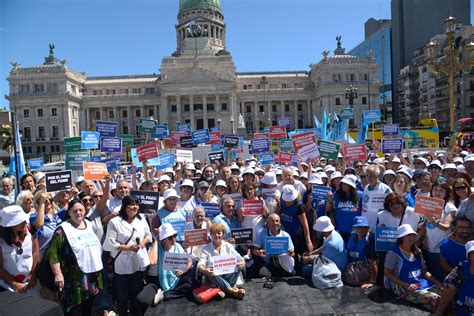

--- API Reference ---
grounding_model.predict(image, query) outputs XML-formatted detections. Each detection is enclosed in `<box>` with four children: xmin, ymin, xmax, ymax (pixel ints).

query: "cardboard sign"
<box><xmin>184</xmin><ymin>229</ymin><xmax>208</xmax><ymax>247</ymax></box>
<box><xmin>163</xmin><ymin>252</ymin><xmax>190</xmax><ymax>271</ymax></box>
<box><xmin>45</xmin><ymin>170</ymin><xmax>72</xmax><ymax>192</ymax></box>
<box><xmin>65</xmin><ymin>151</ymin><xmax>90</xmax><ymax>170</ymax></box>
<box><xmin>242</xmin><ymin>200</ymin><xmax>264</xmax><ymax>216</ymax></box>
<box><xmin>363</xmin><ymin>192</ymin><xmax>386</xmax><ymax>214</ymax></box>
<box><xmin>251</xmin><ymin>138</ymin><xmax>270</xmax><ymax>154</ymax></box>
<box><xmin>176</xmin><ymin>148</ymin><xmax>193</xmax><ymax>163</ymax></box>
<box><xmin>278</xmin><ymin>118</ymin><xmax>291</xmax><ymax>128</ymax></box>
<box><xmin>382</xmin><ymin>124</ymin><xmax>400</xmax><ymax>137</ymax></box>
<box><xmin>340</xmin><ymin>108</ymin><xmax>354</xmax><ymax>120</ymax></box>
<box><xmin>312</xmin><ymin>185</ymin><xmax>331</xmax><ymax>201</ymax></box>
<box><xmin>120</xmin><ymin>134</ymin><xmax>135</xmax><ymax>147</ymax></box>
<box><xmin>64</xmin><ymin>136</ymin><xmax>83</xmax><ymax>153</ymax></box>
<box><xmin>171</xmin><ymin>131</ymin><xmax>188</xmax><ymax>145</ymax></box>
<box><xmin>270</xmin><ymin>126</ymin><xmax>287</xmax><ymax>139</ymax></box>
<box><xmin>192</xmin><ymin>129</ymin><xmax>211</xmax><ymax>145</ymax></box>
<box><xmin>298</xmin><ymin>143</ymin><xmax>320</xmax><ymax>162</ymax></box>
<box><xmin>136</xmin><ymin>143</ymin><xmax>159</xmax><ymax>162</ymax></box>
<box><xmin>343</xmin><ymin>144</ymin><xmax>367</xmax><ymax>161</ymax></box>
<box><xmin>100</xmin><ymin>137</ymin><xmax>122</xmax><ymax>153</ymax></box>
<box><xmin>265</xmin><ymin>236</ymin><xmax>289</xmax><ymax>255</ymax></box>
<box><xmin>382</xmin><ymin>138</ymin><xmax>403</xmax><ymax>154</ymax></box>
<box><xmin>212</xmin><ymin>254</ymin><xmax>237</xmax><ymax>276</ymax></box>
<box><xmin>317</xmin><ymin>140</ymin><xmax>340</xmax><ymax>160</ymax></box>
<box><xmin>83</xmin><ymin>162</ymin><xmax>108</xmax><ymax>181</ymax></box>
<box><xmin>206</xmin><ymin>131</ymin><xmax>221</xmax><ymax>145</ymax></box>
<box><xmin>224</xmin><ymin>135</ymin><xmax>239</xmax><ymax>148</ymax></box>
<box><xmin>259</xmin><ymin>152</ymin><xmax>275</xmax><ymax>165</ymax></box>
<box><xmin>231</xmin><ymin>228</ymin><xmax>253</xmax><ymax>245</ymax></box>
<box><xmin>27</xmin><ymin>158</ymin><xmax>44</xmax><ymax>171</ymax></box>
<box><xmin>177</xmin><ymin>123</ymin><xmax>191</xmax><ymax>134</ymax></box>
<box><xmin>179</xmin><ymin>135</ymin><xmax>196</xmax><ymax>148</ymax></box>
<box><xmin>152</xmin><ymin>154</ymin><xmax>175</xmax><ymax>170</ymax></box>
<box><xmin>277</xmin><ymin>151</ymin><xmax>292</xmax><ymax>164</ymax></box>
<box><xmin>279</xmin><ymin>139</ymin><xmax>294</xmax><ymax>152</ymax></box>
<box><xmin>414</xmin><ymin>195</ymin><xmax>444</xmax><ymax>218</ymax></box>
<box><xmin>201</xmin><ymin>203</ymin><xmax>221</xmax><ymax>219</ymax></box>
<box><xmin>254</xmin><ymin>132</ymin><xmax>269</xmax><ymax>139</ymax></box>
<box><xmin>96</xmin><ymin>121</ymin><xmax>118</xmax><ymax>137</ymax></box>
<box><xmin>292</xmin><ymin>131</ymin><xmax>316</xmax><ymax>152</ymax></box>
<box><xmin>130</xmin><ymin>190</ymin><xmax>160</xmax><ymax>214</ymax></box>
<box><xmin>138</xmin><ymin>118</ymin><xmax>157</xmax><ymax>133</ymax></box>
<box><xmin>375</xmin><ymin>226</ymin><xmax>398</xmax><ymax>252</ymax></box>
<box><xmin>208</xmin><ymin>151</ymin><xmax>225</xmax><ymax>163</ymax></box>
<box><xmin>151</xmin><ymin>125</ymin><xmax>170</xmax><ymax>139</ymax></box>
<box><xmin>81</xmin><ymin>131</ymin><xmax>100</xmax><ymax>149</ymax></box>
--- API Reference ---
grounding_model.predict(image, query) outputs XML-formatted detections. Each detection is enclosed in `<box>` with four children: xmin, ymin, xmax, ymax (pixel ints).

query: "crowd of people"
<box><xmin>0</xmin><ymin>146</ymin><xmax>473</xmax><ymax>315</ymax></box>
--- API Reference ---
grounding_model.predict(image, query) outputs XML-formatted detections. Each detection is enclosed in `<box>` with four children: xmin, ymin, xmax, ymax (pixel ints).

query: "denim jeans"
<box><xmin>207</xmin><ymin>272</ymin><xmax>239</xmax><ymax>292</ymax></box>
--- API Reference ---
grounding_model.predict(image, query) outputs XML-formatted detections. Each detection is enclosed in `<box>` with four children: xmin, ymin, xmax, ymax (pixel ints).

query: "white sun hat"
<box><xmin>313</xmin><ymin>216</ymin><xmax>334</xmax><ymax>232</ymax></box>
<box><xmin>281</xmin><ymin>185</ymin><xmax>299</xmax><ymax>202</ymax></box>
<box><xmin>261</xmin><ymin>172</ymin><xmax>278</xmax><ymax>185</ymax></box>
<box><xmin>0</xmin><ymin>205</ymin><xmax>29</xmax><ymax>227</ymax></box>
<box><xmin>158</xmin><ymin>223</ymin><xmax>178</xmax><ymax>241</ymax></box>
<box><xmin>396</xmin><ymin>224</ymin><xmax>418</xmax><ymax>239</ymax></box>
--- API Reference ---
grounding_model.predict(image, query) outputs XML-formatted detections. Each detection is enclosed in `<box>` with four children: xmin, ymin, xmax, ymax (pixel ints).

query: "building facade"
<box><xmin>6</xmin><ymin>0</ymin><xmax>379</xmax><ymax>160</ymax></box>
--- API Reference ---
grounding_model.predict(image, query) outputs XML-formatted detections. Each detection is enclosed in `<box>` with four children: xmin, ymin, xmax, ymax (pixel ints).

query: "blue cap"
<box><xmin>352</xmin><ymin>216</ymin><xmax>369</xmax><ymax>228</ymax></box>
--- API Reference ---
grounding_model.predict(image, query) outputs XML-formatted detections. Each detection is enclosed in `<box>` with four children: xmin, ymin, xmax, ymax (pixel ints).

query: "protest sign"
<box><xmin>317</xmin><ymin>140</ymin><xmax>340</xmax><ymax>160</ymax></box>
<box><xmin>277</xmin><ymin>151</ymin><xmax>292</xmax><ymax>164</ymax></box>
<box><xmin>170</xmin><ymin>220</ymin><xmax>186</xmax><ymax>240</ymax></box>
<box><xmin>363</xmin><ymin>110</ymin><xmax>381</xmax><ymax>124</ymax></box>
<box><xmin>83</xmin><ymin>162</ymin><xmax>108</xmax><ymax>181</ymax></box>
<box><xmin>414</xmin><ymin>195</ymin><xmax>444</xmax><ymax>218</ymax></box>
<box><xmin>191</xmin><ymin>129</ymin><xmax>211</xmax><ymax>145</ymax></box>
<box><xmin>254</xmin><ymin>132</ymin><xmax>269</xmax><ymax>139</ymax></box>
<box><xmin>45</xmin><ymin>170</ymin><xmax>72</xmax><ymax>192</ymax></box>
<box><xmin>298</xmin><ymin>143</ymin><xmax>320</xmax><ymax>161</ymax></box>
<box><xmin>151</xmin><ymin>125</ymin><xmax>169</xmax><ymax>139</ymax></box>
<box><xmin>201</xmin><ymin>203</ymin><xmax>221</xmax><ymax>219</ymax></box>
<box><xmin>179</xmin><ymin>135</ymin><xmax>196</xmax><ymax>148</ymax></box>
<box><xmin>259</xmin><ymin>152</ymin><xmax>275</xmax><ymax>165</ymax></box>
<box><xmin>96</xmin><ymin>121</ymin><xmax>118</xmax><ymax>137</ymax></box>
<box><xmin>382</xmin><ymin>124</ymin><xmax>400</xmax><ymax>137</ymax></box>
<box><xmin>27</xmin><ymin>158</ymin><xmax>44</xmax><ymax>171</ymax></box>
<box><xmin>231</xmin><ymin>228</ymin><xmax>253</xmax><ymax>245</ymax></box>
<box><xmin>206</xmin><ymin>131</ymin><xmax>221</xmax><ymax>145</ymax></box>
<box><xmin>100</xmin><ymin>137</ymin><xmax>122</xmax><ymax>153</ymax></box>
<box><xmin>242</xmin><ymin>200</ymin><xmax>264</xmax><ymax>216</ymax></box>
<box><xmin>184</xmin><ymin>229</ymin><xmax>208</xmax><ymax>247</ymax></box>
<box><xmin>89</xmin><ymin>156</ymin><xmax>102</xmax><ymax>162</ymax></box>
<box><xmin>138</xmin><ymin>118</ymin><xmax>157</xmax><ymax>133</ymax></box>
<box><xmin>381</xmin><ymin>138</ymin><xmax>403</xmax><ymax>154</ymax></box>
<box><xmin>363</xmin><ymin>193</ymin><xmax>386</xmax><ymax>214</ymax></box>
<box><xmin>130</xmin><ymin>148</ymin><xmax>143</xmax><ymax>168</ymax></box>
<box><xmin>251</xmin><ymin>138</ymin><xmax>270</xmax><ymax>154</ymax></box>
<box><xmin>130</xmin><ymin>190</ymin><xmax>160</xmax><ymax>214</ymax></box>
<box><xmin>163</xmin><ymin>252</ymin><xmax>190</xmax><ymax>271</ymax></box>
<box><xmin>171</xmin><ymin>131</ymin><xmax>188</xmax><ymax>145</ymax></box>
<box><xmin>278</xmin><ymin>118</ymin><xmax>291</xmax><ymax>128</ymax></box>
<box><xmin>120</xmin><ymin>134</ymin><xmax>134</xmax><ymax>147</ymax></box>
<box><xmin>152</xmin><ymin>154</ymin><xmax>175</xmax><ymax>170</ymax></box>
<box><xmin>292</xmin><ymin>131</ymin><xmax>315</xmax><ymax>152</ymax></box>
<box><xmin>222</xmin><ymin>193</ymin><xmax>243</xmax><ymax>208</ymax></box>
<box><xmin>279</xmin><ymin>139</ymin><xmax>294</xmax><ymax>152</ymax></box>
<box><xmin>343</xmin><ymin>144</ymin><xmax>367</xmax><ymax>161</ymax></box>
<box><xmin>375</xmin><ymin>226</ymin><xmax>398</xmax><ymax>252</ymax></box>
<box><xmin>270</xmin><ymin>126</ymin><xmax>287</xmax><ymax>139</ymax></box>
<box><xmin>224</xmin><ymin>135</ymin><xmax>239</xmax><ymax>148</ymax></box>
<box><xmin>102</xmin><ymin>157</ymin><xmax>119</xmax><ymax>172</ymax></box>
<box><xmin>340</xmin><ymin>108</ymin><xmax>353</xmax><ymax>120</ymax></box>
<box><xmin>212</xmin><ymin>255</ymin><xmax>237</xmax><ymax>276</ymax></box>
<box><xmin>136</xmin><ymin>143</ymin><xmax>159</xmax><ymax>162</ymax></box>
<box><xmin>208</xmin><ymin>151</ymin><xmax>225</xmax><ymax>163</ymax></box>
<box><xmin>312</xmin><ymin>185</ymin><xmax>331</xmax><ymax>201</ymax></box>
<box><xmin>176</xmin><ymin>148</ymin><xmax>193</xmax><ymax>163</ymax></box>
<box><xmin>177</xmin><ymin>123</ymin><xmax>191</xmax><ymax>134</ymax></box>
<box><xmin>64</xmin><ymin>137</ymin><xmax>82</xmax><ymax>153</ymax></box>
<box><xmin>65</xmin><ymin>151</ymin><xmax>90</xmax><ymax>170</ymax></box>
<box><xmin>81</xmin><ymin>131</ymin><xmax>100</xmax><ymax>149</ymax></box>
<box><xmin>261</xmin><ymin>188</ymin><xmax>277</xmax><ymax>197</ymax></box>
<box><xmin>265</xmin><ymin>236</ymin><xmax>289</xmax><ymax>255</ymax></box>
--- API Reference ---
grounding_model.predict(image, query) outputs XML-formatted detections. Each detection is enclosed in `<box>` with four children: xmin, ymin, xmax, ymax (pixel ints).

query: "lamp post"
<box><xmin>424</xmin><ymin>16</ymin><xmax>474</xmax><ymax>137</ymax></box>
<box><xmin>229</xmin><ymin>116</ymin><xmax>235</xmax><ymax>134</ymax></box>
<box><xmin>345</xmin><ymin>84</ymin><xmax>358</xmax><ymax>128</ymax></box>
<box><xmin>217</xmin><ymin>117</ymin><xmax>221</xmax><ymax>130</ymax></box>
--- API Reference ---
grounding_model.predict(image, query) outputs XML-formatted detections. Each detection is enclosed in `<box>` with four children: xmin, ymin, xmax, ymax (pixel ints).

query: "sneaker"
<box><xmin>153</xmin><ymin>289</ymin><xmax>164</xmax><ymax>305</ymax></box>
<box><xmin>107</xmin><ymin>312</ymin><xmax>117</xmax><ymax>316</ymax></box>
<box><xmin>259</xmin><ymin>266</ymin><xmax>272</xmax><ymax>278</ymax></box>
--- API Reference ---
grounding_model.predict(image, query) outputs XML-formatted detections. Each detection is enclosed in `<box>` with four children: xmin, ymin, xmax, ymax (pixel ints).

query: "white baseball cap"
<box><xmin>281</xmin><ymin>185</ymin><xmax>299</xmax><ymax>202</ymax></box>
<box><xmin>163</xmin><ymin>188</ymin><xmax>180</xmax><ymax>201</ymax></box>
<box><xmin>242</xmin><ymin>167</ymin><xmax>255</xmax><ymax>176</ymax></box>
<box><xmin>261</xmin><ymin>172</ymin><xmax>278</xmax><ymax>185</ymax></box>
<box><xmin>340</xmin><ymin>175</ymin><xmax>357</xmax><ymax>188</ymax></box>
<box><xmin>414</xmin><ymin>157</ymin><xmax>429</xmax><ymax>167</ymax></box>
<box><xmin>442</xmin><ymin>163</ymin><xmax>457</xmax><ymax>171</ymax></box>
<box><xmin>313</xmin><ymin>216</ymin><xmax>335</xmax><ymax>232</ymax></box>
<box><xmin>34</xmin><ymin>172</ymin><xmax>45</xmax><ymax>182</ymax></box>
<box><xmin>453</xmin><ymin>157</ymin><xmax>464</xmax><ymax>164</ymax></box>
<box><xmin>466</xmin><ymin>240</ymin><xmax>474</xmax><ymax>257</ymax></box>
<box><xmin>428</xmin><ymin>160</ymin><xmax>442</xmax><ymax>169</ymax></box>
<box><xmin>0</xmin><ymin>205</ymin><xmax>29</xmax><ymax>227</ymax></box>
<box><xmin>396</xmin><ymin>224</ymin><xmax>418</xmax><ymax>239</ymax></box>
<box><xmin>158</xmin><ymin>223</ymin><xmax>178</xmax><ymax>241</ymax></box>
<box><xmin>164</xmin><ymin>168</ymin><xmax>175</xmax><ymax>176</ymax></box>
<box><xmin>391</xmin><ymin>157</ymin><xmax>401</xmax><ymax>164</ymax></box>
<box><xmin>215</xmin><ymin>180</ymin><xmax>227</xmax><ymax>188</ymax></box>
<box><xmin>397</xmin><ymin>166</ymin><xmax>413</xmax><ymax>178</ymax></box>
<box><xmin>230</xmin><ymin>163</ymin><xmax>240</xmax><ymax>170</ymax></box>
<box><xmin>300</xmin><ymin>172</ymin><xmax>308</xmax><ymax>179</ymax></box>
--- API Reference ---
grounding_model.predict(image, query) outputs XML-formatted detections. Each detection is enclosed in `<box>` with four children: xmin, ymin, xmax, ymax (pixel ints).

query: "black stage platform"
<box><xmin>146</xmin><ymin>277</ymin><xmax>430</xmax><ymax>315</ymax></box>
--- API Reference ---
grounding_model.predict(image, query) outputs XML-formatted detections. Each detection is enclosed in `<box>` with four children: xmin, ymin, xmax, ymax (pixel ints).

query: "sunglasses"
<box><xmin>15</xmin><ymin>242</ymin><xmax>23</xmax><ymax>255</ymax></box>
<box><xmin>454</xmin><ymin>185</ymin><xmax>467</xmax><ymax>191</ymax></box>
<box><xmin>167</xmin><ymin>234</ymin><xmax>177</xmax><ymax>241</ymax></box>
<box><xmin>81</xmin><ymin>198</ymin><xmax>92</xmax><ymax>203</ymax></box>
<box><xmin>93</xmin><ymin>195</ymin><xmax>102</xmax><ymax>198</ymax></box>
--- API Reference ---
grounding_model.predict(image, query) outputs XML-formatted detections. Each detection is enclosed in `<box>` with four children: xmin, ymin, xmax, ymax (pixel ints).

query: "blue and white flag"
<box><xmin>9</xmin><ymin>121</ymin><xmax>26</xmax><ymax>196</ymax></box>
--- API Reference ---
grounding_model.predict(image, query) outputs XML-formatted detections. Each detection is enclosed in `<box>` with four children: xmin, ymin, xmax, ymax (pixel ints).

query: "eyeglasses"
<box><xmin>167</xmin><ymin>234</ymin><xmax>177</xmax><ymax>241</ymax></box>
<box><xmin>455</xmin><ymin>185</ymin><xmax>467</xmax><ymax>191</ymax></box>
<box><xmin>15</xmin><ymin>242</ymin><xmax>23</xmax><ymax>255</ymax></box>
<box><xmin>25</xmin><ymin>198</ymin><xmax>33</xmax><ymax>202</ymax></box>
<box><xmin>93</xmin><ymin>195</ymin><xmax>102</xmax><ymax>199</ymax></box>
<box><xmin>81</xmin><ymin>198</ymin><xmax>92</xmax><ymax>203</ymax></box>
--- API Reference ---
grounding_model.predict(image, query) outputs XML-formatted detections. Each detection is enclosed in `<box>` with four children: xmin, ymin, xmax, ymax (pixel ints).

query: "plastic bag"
<box><xmin>311</xmin><ymin>255</ymin><xmax>343</xmax><ymax>289</ymax></box>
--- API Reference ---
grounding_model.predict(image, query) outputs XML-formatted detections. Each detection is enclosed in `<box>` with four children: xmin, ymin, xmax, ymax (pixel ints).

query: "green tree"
<box><xmin>0</xmin><ymin>124</ymin><xmax>13</xmax><ymax>152</ymax></box>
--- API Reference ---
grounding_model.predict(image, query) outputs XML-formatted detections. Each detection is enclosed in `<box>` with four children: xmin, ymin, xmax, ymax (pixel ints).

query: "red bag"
<box><xmin>192</xmin><ymin>284</ymin><xmax>224</xmax><ymax>304</ymax></box>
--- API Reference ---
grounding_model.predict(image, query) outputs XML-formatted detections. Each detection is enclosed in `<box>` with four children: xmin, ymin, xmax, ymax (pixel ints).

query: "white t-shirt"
<box><xmin>277</xmin><ymin>180</ymin><xmax>306</xmax><ymax>196</ymax></box>
<box><xmin>362</xmin><ymin>182</ymin><xmax>392</xmax><ymax>230</ymax></box>
<box><xmin>377</xmin><ymin>206</ymin><xmax>422</xmax><ymax>232</ymax></box>
<box><xmin>424</xmin><ymin>202</ymin><xmax>457</xmax><ymax>253</ymax></box>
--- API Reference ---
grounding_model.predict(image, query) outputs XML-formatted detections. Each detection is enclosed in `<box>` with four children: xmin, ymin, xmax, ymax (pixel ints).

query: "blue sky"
<box><xmin>0</xmin><ymin>0</ymin><xmax>472</xmax><ymax>108</ymax></box>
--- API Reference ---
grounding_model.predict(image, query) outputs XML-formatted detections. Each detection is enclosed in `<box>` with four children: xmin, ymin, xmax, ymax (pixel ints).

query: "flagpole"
<box><xmin>10</xmin><ymin>112</ymin><xmax>21</xmax><ymax>194</ymax></box>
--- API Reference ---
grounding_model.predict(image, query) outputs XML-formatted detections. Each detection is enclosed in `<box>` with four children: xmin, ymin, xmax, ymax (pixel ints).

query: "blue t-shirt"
<box><xmin>212</xmin><ymin>213</ymin><xmax>240</xmax><ymax>239</ymax></box>
<box><xmin>333</xmin><ymin>191</ymin><xmax>362</xmax><ymax>233</ymax></box>
<box><xmin>158</xmin><ymin>243</ymin><xmax>186</xmax><ymax>292</ymax></box>
<box><xmin>439</xmin><ymin>237</ymin><xmax>466</xmax><ymax>270</ymax></box>
<box><xmin>29</xmin><ymin>209</ymin><xmax>66</xmax><ymax>260</ymax></box>
<box><xmin>323</xmin><ymin>231</ymin><xmax>348</xmax><ymax>272</ymax></box>
<box><xmin>158</xmin><ymin>207</ymin><xmax>188</xmax><ymax>242</ymax></box>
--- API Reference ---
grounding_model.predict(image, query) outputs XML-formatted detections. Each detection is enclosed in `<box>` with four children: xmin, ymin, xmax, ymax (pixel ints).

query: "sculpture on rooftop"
<box><xmin>49</xmin><ymin>43</ymin><xmax>55</xmax><ymax>56</ymax></box>
<box><xmin>336</xmin><ymin>36</ymin><xmax>342</xmax><ymax>48</ymax></box>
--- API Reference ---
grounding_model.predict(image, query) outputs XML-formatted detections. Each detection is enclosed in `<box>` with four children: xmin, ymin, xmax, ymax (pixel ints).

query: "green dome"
<box><xmin>179</xmin><ymin>0</ymin><xmax>222</xmax><ymax>13</ymax></box>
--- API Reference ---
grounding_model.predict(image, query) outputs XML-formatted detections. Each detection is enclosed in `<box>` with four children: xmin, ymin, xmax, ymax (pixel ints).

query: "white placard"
<box><xmin>175</xmin><ymin>148</ymin><xmax>193</xmax><ymax>163</ymax></box>
<box><xmin>163</xmin><ymin>252</ymin><xmax>190</xmax><ymax>271</ymax></box>
<box><xmin>365</xmin><ymin>193</ymin><xmax>387</xmax><ymax>213</ymax></box>
<box><xmin>211</xmin><ymin>254</ymin><xmax>237</xmax><ymax>276</ymax></box>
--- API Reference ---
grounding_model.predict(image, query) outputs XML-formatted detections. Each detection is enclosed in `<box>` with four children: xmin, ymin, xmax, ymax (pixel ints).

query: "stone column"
<box><xmin>154</xmin><ymin>104</ymin><xmax>159</xmax><ymax>122</ymax></box>
<box><xmin>84</xmin><ymin>106</ymin><xmax>90</xmax><ymax>130</ymax></box>
<box><xmin>101</xmin><ymin>108</ymin><xmax>106</xmax><ymax>121</ymax></box>
<box><xmin>230</xmin><ymin>93</ymin><xmax>237</xmax><ymax>134</ymax></box>
<box><xmin>159</xmin><ymin>96</ymin><xmax>168</xmax><ymax>125</ymax></box>
<box><xmin>280</xmin><ymin>100</ymin><xmax>285</xmax><ymax>120</ymax></box>
<box><xmin>127</xmin><ymin>105</ymin><xmax>133</xmax><ymax>135</ymax></box>
<box><xmin>293</xmin><ymin>100</ymin><xmax>298</xmax><ymax>129</ymax></box>
<box><xmin>176</xmin><ymin>95</ymin><xmax>182</xmax><ymax>124</ymax></box>
<box><xmin>189</xmin><ymin>95</ymin><xmax>195</xmax><ymax>130</ymax></box>
<box><xmin>306</xmin><ymin>99</ymin><xmax>312</xmax><ymax>127</ymax></box>
<box><xmin>114</xmin><ymin>107</ymin><xmax>121</xmax><ymax>134</ymax></box>
<box><xmin>140</xmin><ymin>105</ymin><xmax>145</xmax><ymax>119</ymax></box>
<box><xmin>253</xmin><ymin>101</ymin><xmax>258</xmax><ymax>132</ymax></box>
<box><xmin>215</xmin><ymin>95</ymin><xmax>220</xmax><ymax>112</ymax></box>
<box><xmin>203</xmin><ymin>95</ymin><xmax>208</xmax><ymax>129</ymax></box>
<box><xmin>266</xmin><ymin>100</ymin><xmax>271</xmax><ymax>122</ymax></box>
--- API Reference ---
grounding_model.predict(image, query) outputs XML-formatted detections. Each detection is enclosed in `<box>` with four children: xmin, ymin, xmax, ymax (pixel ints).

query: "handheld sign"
<box><xmin>27</xmin><ymin>158</ymin><xmax>44</xmax><ymax>171</ymax></box>
<box><xmin>64</xmin><ymin>136</ymin><xmax>83</xmax><ymax>153</ymax></box>
<box><xmin>120</xmin><ymin>134</ymin><xmax>135</xmax><ymax>148</ymax></box>
<box><xmin>291</xmin><ymin>131</ymin><xmax>315</xmax><ymax>152</ymax></box>
<box><xmin>278</xmin><ymin>118</ymin><xmax>291</xmax><ymax>129</ymax></box>
<box><xmin>201</xmin><ymin>203</ymin><xmax>221</xmax><ymax>220</ymax></box>
<box><xmin>184</xmin><ymin>229</ymin><xmax>208</xmax><ymax>247</ymax></box>
<box><xmin>279</xmin><ymin>139</ymin><xmax>294</xmax><ymax>152</ymax></box>
<box><xmin>130</xmin><ymin>190</ymin><xmax>160</xmax><ymax>214</ymax></box>
<box><xmin>270</xmin><ymin>126</ymin><xmax>287</xmax><ymax>139</ymax></box>
<box><xmin>179</xmin><ymin>135</ymin><xmax>196</xmax><ymax>148</ymax></box>
<box><xmin>83</xmin><ymin>162</ymin><xmax>108</xmax><ymax>181</ymax></box>
<box><xmin>259</xmin><ymin>152</ymin><xmax>275</xmax><ymax>165</ymax></box>
<box><xmin>152</xmin><ymin>154</ymin><xmax>175</xmax><ymax>170</ymax></box>
<box><xmin>277</xmin><ymin>151</ymin><xmax>292</xmax><ymax>164</ymax></box>
<box><xmin>363</xmin><ymin>110</ymin><xmax>381</xmax><ymax>124</ymax></box>
<box><xmin>250</xmin><ymin>138</ymin><xmax>270</xmax><ymax>154</ymax></box>
<box><xmin>136</xmin><ymin>143</ymin><xmax>159</xmax><ymax>162</ymax></box>
<box><xmin>298</xmin><ymin>143</ymin><xmax>320</xmax><ymax>162</ymax></box>
<box><xmin>414</xmin><ymin>195</ymin><xmax>444</xmax><ymax>218</ymax></box>
<box><xmin>254</xmin><ymin>132</ymin><xmax>269</xmax><ymax>139</ymax></box>
<box><xmin>170</xmin><ymin>220</ymin><xmax>186</xmax><ymax>241</ymax></box>
<box><xmin>375</xmin><ymin>226</ymin><xmax>398</xmax><ymax>252</ymax></box>
<box><xmin>363</xmin><ymin>193</ymin><xmax>386</xmax><ymax>214</ymax></box>
<box><xmin>343</xmin><ymin>144</ymin><xmax>367</xmax><ymax>161</ymax></box>
<box><xmin>102</xmin><ymin>157</ymin><xmax>119</xmax><ymax>172</ymax></box>
<box><xmin>152</xmin><ymin>125</ymin><xmax>170</xmax><ymax>139</ymax></box>
<box><xmin>340</xmin><ymin>108</ymin><xmax>354</xmax><ymax>120</ymax></box>
<box><xmin>191</xmin><ymin>129</ymin><xmax>211</xmax><ymax>145</ymax></box>
<box><xmin>163</xmin><ymin>252</ymin><xmax>190</xmax><ymax>271</ymax></box>
<box><xmin>242</xmin><ymin>200</ymin><xmax>264</xmax><ymax>216</ymax></box>
<box><xmin>265</xmin><ymin>236</ymin><xmax>289</xmax><ymax>255</ymax></box>
<box><xmin>381</xmin><ymin>138</ymin><xmax>403</xmax><ymax>153</ymax></box>
<box><xmin>177</xmin><ymin>123</ymin><xmax>191</xmax><ymax>134</ymax></box>
<box><xmin>317</xmin><ymin>140</ymin><xmax>340</xmax><ymax>160</ymax></box>
<box><xmin>208</xmin><ymin>151</ymin><xmax>225</xmax><ymax>163</ymax></box>
<box><xmin>81</xmin><ymin>131</ymin><xmax>100</xmax><ymax>150</ymax></box>
<box><xmin>382</xmin><ymin>124</ymin><xmax>399</xmax><ymax>137</ymax></box>
<box><xmin>224</xmin><ymin>135</ymin><xmax>239</xmax><ymax>148</ymax></box>
<box><xmin>206</xmin><ymin>131</ymin><xmax>221</xmax><ymax>145</ymax></box>
<box><xmin>96</xmin><ymin>121</ymin><xmax>118</xmax><ymax>137</ymax></box>
<box><xmin>65</xmin><ymin>151</ymin><xmax>90</xmax><ymax>170</ymax></box>
<box><xmin>45</xmin><ymin>170</ymin><xmax>72</xmax><ymax>192</ymax></box>
<box><xmin>171</xmin><ymin>131</ymin><xmax>188</xmax><ymax>145</ymax></box>
<box><xmin>231</xmin><ymin>228</ymin><xmax>253</xmax><ymax>245</ymax></box>
<box><xmin>100</xmin><ymin>137</ymin><xmax>122</xmax><ymax>153</ymax></box>
<box><xmin>212</xmin><ymin>254</ymin><xmax>237</xmax><ymax>276</ymax></box>
<box><xmin>312</xmin><ymin>185</ymin><xmax>331</xmax><ymax>201</ymax></box>
<box><xmin>138</xmin><ymin>118</ymin><xmax>157</xmax><ymax>133</ymax></box>
<box><xmin>176</xmin><ymin>148</ymin><xmax>193</xmax><ymax>163</ymax></box>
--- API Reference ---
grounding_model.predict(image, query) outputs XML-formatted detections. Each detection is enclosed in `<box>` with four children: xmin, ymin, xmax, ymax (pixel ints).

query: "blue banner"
<box><xmin>259</xmin><ymin>152</ymin><xmax>275</xmax><ymax>165</ymax></box>
<box><xmin>265</xmin><ymin>236</ymin><xmax>289</xmax><ymax>255</ymax></box>
<box><xmin>96</xmin><ymin>121</ymin><xmax>118</xmax><ymax>137</ymax></box>
<box><xmin>89</xmin><ymin>156</ymin><xmax>102</xmax><ymax>162</ymax></box>
<box><xmin>102</xmin><ymin>157</ymin><xmax>119</xmax><ymax>172</ymax></box>
<box><xmin>278</xmin><ymin>118</ymin><xmax>291</xmax><ymax>129</ymax></box>
<box><xmin>363</xmin><ymin>110</ymin><xmax>381</xmax><ymax>124</ymax></box>
<box><xmin>312</xmin><ymin>185</ymin><xmax>331</xmax><ymax>201</ymax></box>
<box><xmin>81</xmin><ymin>131</ymin><xmax>100</xmax><ymax>149</ymax></box>
<box><xmin>382</xmin><ymin>124</ymin><xmax>400</xmax><ymax>137</ymax></box>
<box><xmin>177</xmin><ymin>123</ymin><xmax>191</xmax><ymax>134</ymax></box>
<box><xmin>201</xmin><ymin>202</ymin><xmax>221</xmax><ymax>220</ymax></box>
<box><xmin>170</xmin><ymin>220</ymin><xmax>186</xmax><ymax>241</ymax></box>
<box><xmin>27</xmin><ymin>158</ymin><xmax>44</xmax><ymax>171</ymax></box>
<box><xmin>151</xmin><ymin>125</ymin><xmax>169</xmax><ymax>139</ymax></box>
<box><xmin>192</xmin><ymin>129</ymin><xmax>211</xmax><ymax>145</ymax></box>
<box><xmin>130</xmin><ymin>148</ymin><xmax>143</xmax><ymax>168</ymax></box>
<box><xmin>381</xmin><ymin>138</ymin><xmax>403</xmax><ymax>153</ymax></box>
<box><xmin>155</xmin><ymin>154</ymin><xmax>175</xmax><ymax>170</ymax></box>
<box><xmin>100</xmin><ymin>137</ymin><xmax>122</xmax><ymax>153</ymax></box>
<box><xmin>251</xmin><ymin>138</ymin><xmax>270</xmax><ymax>154</ymax></box>
<box><xmin>375</xmin><ymin>226</ymin><xmax>398</xmax><ymax>252</ymax></box>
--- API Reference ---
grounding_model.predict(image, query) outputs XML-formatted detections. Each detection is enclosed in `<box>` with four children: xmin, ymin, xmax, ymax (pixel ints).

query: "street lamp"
<box><xmin>424</xmin><ymin>16</ymin><xmax>474</xmax><ymax>136</ymax></box>
<box><xmin>229</xmin><ymin>116</ymin><xmax>235</xmax><ymax>134</ymax></box>
<box><xmin>217</xmin><ymin>117</ymin><xmax>221</xmax><ymax>130</ymax></box>
<box><xmin>345</xmin><ymin>85</ymin><xmax>358</xmax><ymax>128</ymax></box>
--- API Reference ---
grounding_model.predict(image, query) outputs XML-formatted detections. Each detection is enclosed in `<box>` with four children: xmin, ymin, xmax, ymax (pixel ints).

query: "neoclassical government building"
<box><xmin>6</xmin><ymin>0</ymin><xmax>379</xmax><ymax>159</ymax></box>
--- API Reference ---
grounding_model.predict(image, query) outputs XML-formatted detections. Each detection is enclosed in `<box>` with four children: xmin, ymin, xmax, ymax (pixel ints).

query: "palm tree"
<box><xmin>0</xmin><ymin>124</ymin><xmax>13</xmax><ymax>152</ymax></box>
